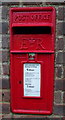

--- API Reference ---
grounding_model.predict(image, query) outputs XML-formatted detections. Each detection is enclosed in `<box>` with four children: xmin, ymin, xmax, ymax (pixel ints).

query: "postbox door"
<box><xmin>10</xmin><ymin>53</ymin><xmax>54</xmax><ymax>114</ymax></box>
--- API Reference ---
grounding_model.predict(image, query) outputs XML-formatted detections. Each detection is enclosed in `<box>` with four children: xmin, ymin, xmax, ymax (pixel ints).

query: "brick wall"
<box><xmin>0</xmin><ymin>1</ymin><xmax>65</xmax><ymax>120</ymax></box>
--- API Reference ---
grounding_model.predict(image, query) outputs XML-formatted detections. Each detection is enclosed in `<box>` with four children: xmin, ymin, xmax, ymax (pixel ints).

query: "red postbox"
<box><xmin>10</xmin><ymin>7</ymin><xmax>55</xmax><ymax>114</ymax></box>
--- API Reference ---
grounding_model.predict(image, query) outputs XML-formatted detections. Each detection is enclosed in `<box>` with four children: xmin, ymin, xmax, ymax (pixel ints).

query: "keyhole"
<box><xmin>19</xmin><ymin>81</ymin><xmax>22</xmax><ymax>84</ymax></box>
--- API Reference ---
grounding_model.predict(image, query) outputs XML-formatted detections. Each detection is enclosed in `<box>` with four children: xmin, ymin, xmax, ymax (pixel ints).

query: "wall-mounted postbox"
<box><xmin>10</xmin><ymin>7</ymin><xmax>55</xmax><ymax>114</ymax></box>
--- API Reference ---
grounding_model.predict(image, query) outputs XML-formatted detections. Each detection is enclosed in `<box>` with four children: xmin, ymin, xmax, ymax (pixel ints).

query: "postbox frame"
<box><xmin>10</xmin><ymin>7</ymin><xmax>55</xmax><ymax>115</ymax></box>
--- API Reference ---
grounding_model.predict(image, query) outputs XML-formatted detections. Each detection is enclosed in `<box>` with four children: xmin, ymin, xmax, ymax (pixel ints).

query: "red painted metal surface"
<box><xmin>10</xmin><ymin>7</ymin><xmax>55</xmax><ymax>114</ymax></box>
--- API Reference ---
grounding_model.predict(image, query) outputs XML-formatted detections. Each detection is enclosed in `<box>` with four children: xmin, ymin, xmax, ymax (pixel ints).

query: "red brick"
<box><xmin>54</xmin><ymin>91</ymin><xmax>62</xmax><ymax>103</ymax></box>
<box><xmin>3</xmin><ymin>64</ymin><xmax>9</xmax><ymax>75</ymax></box>
<box><xmin>0</xmin><ymin>22</ymin><xmax>2</xmax><ymax>34</ymax></box>
<box><xmin>2</xmin><ymin>35</ymin><xmax>9</xmax><ymax>49</ymax></box>
<box><xmin>2</xmin><ymin>77</ymin><xmax>10</xmax><ymax>89</ymax></box>
<box><xmin>0</xmin><ymin>104</ymin><xmax>2</xmax><ymax>113</ymax></box>
<box><xmin>2</xmin><ymin>22</ymin><xmax>8</xmax><ymax>34</ymax></box>
<box><xmin>63</xmin><ymin>67</ymin><xmax>65</xmax><ymax>78</ymax></box>
<box><xmin>58</xmin><ymin>7</ymin><xmax>64</xmax><ymax>20</ymax></box>
<box><xmin>56</xmin><ymin>66</ymin><xmax>63</xmax><ymax>78</ymax></box>
<box><xmin>2</xmin><ymin>103</ymin><xmax>10</xmax><ymax>114</ymax></box>
<box><xmin>0</xmin><ymin>115</ymin><xmax>2</xmax><ymax>119</ymax></box>
<box><xmin>63</xmin><ymin>22</ymin><xmax>65</xmax><ymax>35</ymax></box>
<box><xmin>0</xmin><ymin>78</ymin><xmax>2</xmax><ymax>89</ymax></box>
<box><xmin>49</xmin><ymin>118</ymin><xmax>62</xmax><ymax>120</ymax></box>
<box><xmin>62</xmin><ymin>117</ymin><xmax>65</xmax><ymax>120</ymax></box>
<box><xmin>1</xmin><ymin>117</ymin><xmax>63</xmax><ymax>120</ymax></box>
<box><xmin>0</xmin><ymin>51</ymin><xmax>2</xmax><ymax>62</ymax></box>
<box><xmin>22</xmin><ymin>2</ymin><xmax>42</xmax><ymax>5</ymax></box>
<box><xmin>0</xmin><ymin>65</ymin><xmax>1</xmax><ymax>75</ymax></box>
<box><xmin>63</xmin><ymin>92</ymin><xmax>65</xmax><ymax>103</ymax></box>
<box><xmin>2</xmin><ymin>6</ymin><xmax>8</xmax><ymax>19</ymax></box>
<box><xmin>54</xmin><ymin>105</ymin><xmax>64</xmax><ymax>116</ymax></box>
<box><xmin>0</xmin><ymin>91</ymin><xmax>2</xmax><ymax>102</ymax></box>
<box><xmin>56</xmin><ymin>38</ymin><xmax>64</xmax><ymax>50</ymax></box>
<box><xmin>2</xmin><ymin>91</ymin><xmax>10</xmax><ymax>102</ymax></box>
<box><xmin>56</xmin><ymin>52</ymin><xmax>63</xmax><ymax>64</ymax></box>
<box><xmin>2</xmin><ymin>114</ymin><xmax>12</xmax><ymax>119</ymax></box>
<box><xmin>55</xmin><ymin>80</ymin><xmax>65</xmax><ymax>91</ymax></box>
<box><xmin>2</xmin><ymin>50</ymin><xmax>9</xmax><ymax>62</ymax></box>
<box><xmin>57</xmin><ymin>22</ymin><xmax>65</xmax><ymax>35</ymax></box>
<box><xmin>57</xmin><ymin>22</ymin><xmax>63</xmax><ymax>35</ymax></box>
<box><xmin>2</xmin><ymin>1</ymin><xmax>19</xmax><ymax>5</ymax></box>
<box><xmin>63</xmin><ymin>52</ymin><xmax>65</xmax><ymax>65</ymax></box>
